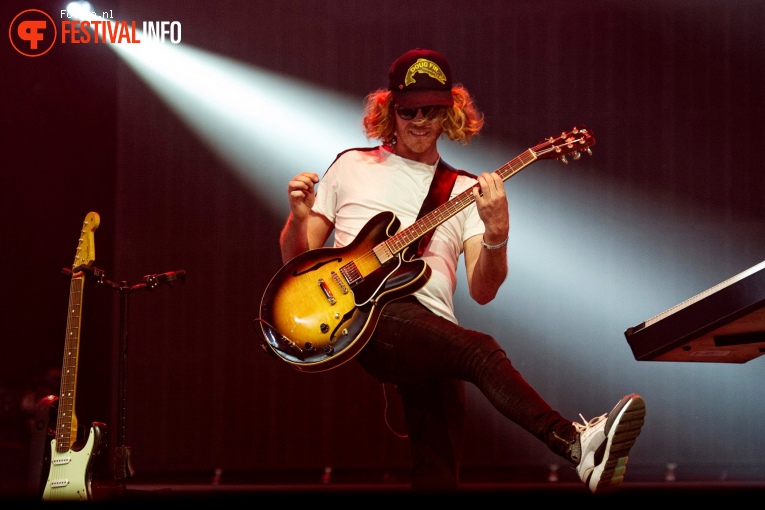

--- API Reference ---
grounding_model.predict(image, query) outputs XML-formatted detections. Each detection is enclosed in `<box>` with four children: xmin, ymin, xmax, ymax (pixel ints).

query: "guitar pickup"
<box><xmin>318</xmin><ymin>278</ymin><xmax>336</xmax><ymax>304</ymax></box>
<box><xmin>340</xmin><ymin>262</ymin><xmax>363</xmax><ymax>286</ymax></box>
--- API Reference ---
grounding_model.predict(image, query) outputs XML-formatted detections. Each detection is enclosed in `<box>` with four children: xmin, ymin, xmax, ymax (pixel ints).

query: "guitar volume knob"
<box><xmin>320</xmin><ymin>323</ymin><xmax>329</xmax><ymax>333</ymax></box>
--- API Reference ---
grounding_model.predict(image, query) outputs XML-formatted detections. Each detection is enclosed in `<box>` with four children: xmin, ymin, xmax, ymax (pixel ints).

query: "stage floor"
<box><xmin>119</xmin><ymin>479</ymin><xmax>765</xmax><ymax>505</ymax></box>
<box><xmin>9</xmin><ymin>465</ymin><xmax>765</xmax><ymax>503</ymax></box>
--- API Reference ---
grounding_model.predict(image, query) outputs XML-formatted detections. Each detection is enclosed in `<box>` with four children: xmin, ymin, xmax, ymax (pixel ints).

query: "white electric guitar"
<box><xmin>42</xmin><ymin>212</ymin><xmax>107</xmax><ymax>502</ymax></box>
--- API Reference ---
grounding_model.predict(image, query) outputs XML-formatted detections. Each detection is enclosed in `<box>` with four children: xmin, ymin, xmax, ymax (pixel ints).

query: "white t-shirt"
<box><xmin>312</xmin><ymin>146</ymin><xmax>485</xmax><ymax>324</ymax></box>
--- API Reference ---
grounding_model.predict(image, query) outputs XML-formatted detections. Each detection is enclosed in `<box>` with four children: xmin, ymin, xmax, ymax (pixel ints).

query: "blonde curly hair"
<box><xmin>362</xmin><ymin>86</ymin><xmax>484</xmax><ymax>146</ymax></box>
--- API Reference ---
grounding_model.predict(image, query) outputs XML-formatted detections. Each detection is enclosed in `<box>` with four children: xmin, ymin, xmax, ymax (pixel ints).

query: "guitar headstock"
<box><xmin>72</xmin><ymin>212</ymin><xmax>100</xmax><ymax>270</ymax></box>
<box><xmin>532</xmin><ymin>125</ymin><xmax>596</xmax><ymax>164</ymax></box>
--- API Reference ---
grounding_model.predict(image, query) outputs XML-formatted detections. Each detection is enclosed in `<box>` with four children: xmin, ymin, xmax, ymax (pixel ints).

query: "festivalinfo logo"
<box><xmin>9</xmin><ymin>6</ymin><xmax>182</xmax><ymax>57</ymax></box>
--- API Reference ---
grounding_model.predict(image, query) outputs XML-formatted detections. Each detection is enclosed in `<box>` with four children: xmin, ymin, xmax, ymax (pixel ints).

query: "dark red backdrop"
<box><xmin>2</xmin><ymin>0</ymin><xmax>764</xmax><ymax>492</ymax></box>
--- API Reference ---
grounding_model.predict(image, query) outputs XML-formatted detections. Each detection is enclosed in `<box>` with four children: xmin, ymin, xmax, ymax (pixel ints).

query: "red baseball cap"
<box><xmin>388</xmin><ymin>48</ymin><xmax>454</xmax><ymax>108</ymax></box>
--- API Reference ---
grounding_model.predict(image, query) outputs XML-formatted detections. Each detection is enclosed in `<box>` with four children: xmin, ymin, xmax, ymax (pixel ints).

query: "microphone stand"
<box><xmin>72</xmin><ymin>266</ymin><xmax>186</xmax><ymax>486</ymax></box>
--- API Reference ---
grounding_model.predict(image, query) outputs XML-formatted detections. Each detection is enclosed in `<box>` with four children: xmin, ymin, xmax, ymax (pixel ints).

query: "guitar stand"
<box><xmin>71</xmin><ymin>265</ymin><xmax>186</xmax><ymax>486</ymax></box>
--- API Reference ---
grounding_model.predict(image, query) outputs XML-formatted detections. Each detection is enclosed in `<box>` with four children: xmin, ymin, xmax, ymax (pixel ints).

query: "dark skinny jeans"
<box><xmin>355</xmin><ymin>296</ymin><xmax>576</xmax><ymax>491</ymax></box>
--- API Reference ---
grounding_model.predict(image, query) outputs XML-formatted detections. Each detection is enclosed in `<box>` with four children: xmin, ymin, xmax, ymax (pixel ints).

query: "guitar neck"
<box><xmin>55</xmin><ymin>273</ymin><xmax>85</xmax><ymax>452</ymax></box>
<box><xmin>386</xmin><ymin>148</ymin><xmax>537</xmax><ymax>255</ymax></box>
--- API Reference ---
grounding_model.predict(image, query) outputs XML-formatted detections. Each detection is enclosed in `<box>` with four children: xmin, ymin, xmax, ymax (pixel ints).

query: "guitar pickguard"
<box><xmin>291</xmin><ymin>257</ymin><xmax>343</xmax><ymax>277</ymax></box>
<box><xmin>42</xmin><ymin>423</ymin><xmax>105</xmax><ymax>502</ymax></box>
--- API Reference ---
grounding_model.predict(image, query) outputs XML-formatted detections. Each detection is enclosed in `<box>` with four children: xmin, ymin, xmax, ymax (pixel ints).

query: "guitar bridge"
<box><xmin>331</xmin><ymin>271</ymin><xmax>348</xmax><ymax>294</ymax></box>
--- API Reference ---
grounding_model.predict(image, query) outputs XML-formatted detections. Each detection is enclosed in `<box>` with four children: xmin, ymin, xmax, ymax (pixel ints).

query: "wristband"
<box><xmin>481</xmin><ymin>236</ymin><xmax>508</xmax><ymax>250</ymax></box>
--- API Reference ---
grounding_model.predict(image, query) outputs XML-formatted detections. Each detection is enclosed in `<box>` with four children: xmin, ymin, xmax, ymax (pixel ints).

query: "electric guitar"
<box><xmin>42</xmin><ymin>212</ymin><xmax>107</xmax><ymax>501</ymax></box>
<box><xmin>257</xmin><ymin>126</ymin><xmax>596</xmax><ymax>373</ymax></box>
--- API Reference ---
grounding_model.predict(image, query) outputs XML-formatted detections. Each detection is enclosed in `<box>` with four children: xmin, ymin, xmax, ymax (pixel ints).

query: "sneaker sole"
<box><xmin>591</xmin><ymin>393</ymin><xmax>646</xmax><ymax>492</ymax></box>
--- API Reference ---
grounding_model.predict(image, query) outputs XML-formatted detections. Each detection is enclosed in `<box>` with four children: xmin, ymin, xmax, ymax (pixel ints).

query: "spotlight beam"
<box><xmin>65</xmin><ymin>3</ymin><xmax>369</xmax><ymax>214</ymax></box>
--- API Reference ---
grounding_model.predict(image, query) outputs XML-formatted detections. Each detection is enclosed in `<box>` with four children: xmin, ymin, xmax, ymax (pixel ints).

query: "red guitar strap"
<box><xmin>413</xmin><ymin>159</ymin><xmax>460</xmax><ymax>257</ymax></box>
<box><xmin>323</xmin><ymin>147</ymin><xmax>466</xmax><ymax>258</ymax></box>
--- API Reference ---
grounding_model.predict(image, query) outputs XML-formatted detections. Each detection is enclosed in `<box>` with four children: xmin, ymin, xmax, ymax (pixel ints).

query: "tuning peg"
<box><xmin>560</xmin><ymin>156</ymin><xmax>568</xmax><ymax>164</ymax></box>
<box><xmin>572</xmin><ymin>151</ymin><xmax>581</xmax><ymax>160</ymax></box>
<box><xmin>586</xmin><ymin>148</ymin><xmax>592</xmax><ymax>156</ymax></box>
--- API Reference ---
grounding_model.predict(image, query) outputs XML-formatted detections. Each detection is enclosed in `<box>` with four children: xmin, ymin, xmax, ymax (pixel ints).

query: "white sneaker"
<box><xmin>574</xmin><ymin>393</ymin><xmax>646</xmax><ymax>493</ymax></box>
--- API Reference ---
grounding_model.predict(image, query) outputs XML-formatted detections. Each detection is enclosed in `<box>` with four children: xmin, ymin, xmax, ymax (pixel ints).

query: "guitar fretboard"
<box><xmin>386</xmin><ymin>149</ymin><xmax>537</xmax><ymax>255</ymax></box>
<box><xmin>56</xmin><ymin>273</ymin><xmax>84</xmax><ymax>452</ymax></box>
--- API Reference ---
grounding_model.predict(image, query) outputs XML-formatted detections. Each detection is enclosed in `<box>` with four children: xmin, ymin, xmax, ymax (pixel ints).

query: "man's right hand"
<box><xmin>287</xmin><ymin>172</ymin><xmax>320</xmax><ymax>221</ymax></box>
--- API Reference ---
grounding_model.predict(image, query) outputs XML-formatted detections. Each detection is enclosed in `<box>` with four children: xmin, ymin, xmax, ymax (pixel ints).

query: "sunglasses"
<box><xmin>394</xmin><ymin>105</ymin><xmax>446</xmax><ymax>121</ymax></box>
